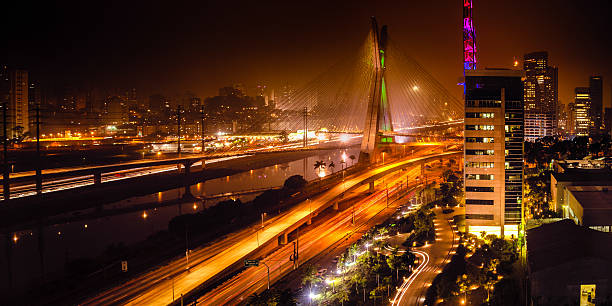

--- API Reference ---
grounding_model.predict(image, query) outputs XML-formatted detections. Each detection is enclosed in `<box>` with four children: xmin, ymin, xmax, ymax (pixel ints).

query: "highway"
<box><xmin>196</xmin><ymin>168</ymin><xmax>421</xmax><ymax>305</ymax></box>
<box><xmin>80</xmin><ymin>150</ymin><xmax>459</xmax><ymax>305</ymax></box>
<box><xmin>0</xmin><ymin>137</ymin><xmax>358</xmax><ymax>201</ymax></box>
<box><xmin>1</xmin><ymin>155</ymin><xmax>248</xmax><ymax>200</ymax></box>
<box><xmin>394</xmin><ymin>207</ymin><xmax>462</xmax><ymax>305</ymax></box>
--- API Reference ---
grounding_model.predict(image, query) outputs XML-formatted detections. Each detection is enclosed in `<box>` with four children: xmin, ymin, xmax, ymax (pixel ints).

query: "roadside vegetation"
<box><xmin>425</xmin><ymin>233</ymin><xmax>521</xmax><ymax>305</ymax></box>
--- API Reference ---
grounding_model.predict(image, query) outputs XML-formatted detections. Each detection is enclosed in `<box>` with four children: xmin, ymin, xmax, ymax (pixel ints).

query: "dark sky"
<box><xmin>2</xmin><ymin>0</ymin><xmax>611</xmax><ymax>108</ymax></box>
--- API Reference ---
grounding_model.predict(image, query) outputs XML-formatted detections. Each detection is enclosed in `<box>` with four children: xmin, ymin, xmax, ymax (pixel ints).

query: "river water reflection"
<box><xmin>1</xmin><ymin>147</ymin><xmax>359</xmax><ymax>294</ymax></box>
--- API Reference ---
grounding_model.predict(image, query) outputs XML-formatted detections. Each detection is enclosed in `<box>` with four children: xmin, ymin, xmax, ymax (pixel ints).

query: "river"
<box><xmin>0</xmin><ymin>147</ymin><xmax>360</xmax><ymax>296</ymax></box>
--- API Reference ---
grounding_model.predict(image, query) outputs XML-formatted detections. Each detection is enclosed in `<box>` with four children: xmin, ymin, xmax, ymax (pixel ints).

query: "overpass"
<box><xmin>82</xmin><ymin>150</ymin><xmax>461</xmax><ymax>305</ymax></box>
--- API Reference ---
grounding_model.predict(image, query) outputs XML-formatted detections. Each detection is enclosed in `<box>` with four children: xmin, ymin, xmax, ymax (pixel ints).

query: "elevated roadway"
<box><xmin>80</xmin><ymin>150</ymin><xmax>460</xmax><ymax>305</ymax></box>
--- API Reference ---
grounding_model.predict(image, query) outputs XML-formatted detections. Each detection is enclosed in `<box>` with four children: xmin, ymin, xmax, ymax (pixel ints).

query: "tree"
<box><xmin>302</xmin><ymin>264</ymin><xmax>320</xmax><ymax>295</ymax></box>
<box><xmin>279</xmin><ymin>130</ymin><xmax>289</xmax><ymax>143</ymax></box>
<box><xmin>349</xmin><ymin>154</ymin><xmax>356</xmax><ymax>166</ymax></box>
<box><xmin>386</xmin><ymin>248</ymin><xmax>403</xmax><ymax>280</ymax></box>
<box><xmin>328</xmin><ymin>161</ymin><xmax>335</xmax><ymax>174</ymax></box>
<box><xmin>283</xmin><ymin>175</ymin><xmax>307</xmax><ymax>190</ymax></box>
<box><xmin>490</xmin><ymin>278</ymin><xmax>521</xmax><ymax>306</ymax></box>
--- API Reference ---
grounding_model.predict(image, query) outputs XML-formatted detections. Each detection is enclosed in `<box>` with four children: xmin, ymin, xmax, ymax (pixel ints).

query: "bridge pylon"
<box><xmin>360</xmin><ymin>17</ymin><xmax>395</xmax><ymax>164</ymax></box>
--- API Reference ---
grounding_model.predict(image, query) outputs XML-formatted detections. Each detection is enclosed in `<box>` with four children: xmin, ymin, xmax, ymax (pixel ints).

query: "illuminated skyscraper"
<box><xmin>523</xmin><ymin>52</ymin><xmax>558</xmax><ymax>141</ymax></box>
<box><xmin>0</xmin><ymin>68</ymin><xmax>30</xmax><ymax>139</ymax></box>
<box><xmin>464</xmin><ymin>69</ymin><xmax>524</xmax><ymax>238</ymax></box>
<box><xmin>572</xmin><ymin>87</ymin><xmax>591</xmax><ymax>137</ymax></box>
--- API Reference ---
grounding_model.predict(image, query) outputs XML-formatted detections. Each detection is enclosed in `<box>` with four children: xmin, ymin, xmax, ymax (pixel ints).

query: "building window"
<box><xmin>465</xmin><ymin>162</ymin><xmax>494</xmax><ymax>168</ymax></box>
<box><xmin>466</xmin><ymin>112</ymin><xmax>495</xmax><ymax>118</ymax></box>
<box><xmin>466</xmin><ymin>137</ymin><xmax>494</xmax><ymax>143</ymax></box>
<box><xmin>466</xmin><ymin>214</ymin><xmax>494</xmax><ymax>220</ymax></box>
<box><xmin>466</xmin><ymin>149</ymin><xmax>495</xmax><ymax>156</ymax></box>
<box><xmin>466</xmin><ymin>174</ymin><xmax>494</xmax><ymax>180</ymax></box>
<box><xmin>466</xmin><ymin>100</ymin><xmax>502</xmax><ymax>108</ymax></box>
<box><xmin>466</xmin><ymin>186</ymin><xmax>495</xmax><ymax>192</ymax></box>
<box><xmin>466</xmin><ymin>125</ymin><xmax>494</xmax><ymax>131</ymax></box>
<box><xmin>466</xmin><ymin>199</ymin><xmax>494</xmax><ymax>205</ymax></box>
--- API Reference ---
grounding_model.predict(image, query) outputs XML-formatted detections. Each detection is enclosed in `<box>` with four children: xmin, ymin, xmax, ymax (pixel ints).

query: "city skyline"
<box><xmin>1</xmin><ymin>1</ymin><xmax>611</xmax><ymax>109</ymax></box>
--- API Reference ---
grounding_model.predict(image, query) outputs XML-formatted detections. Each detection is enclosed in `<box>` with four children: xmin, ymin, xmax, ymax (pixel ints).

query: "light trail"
<box><xmin>392</xmin><ymin>249</ymin><xmax>430</xmax><ymax>305</ymax></box>
<box><xmin>1</xmin><ymin>154</ymin><xmax>250</xmax><ymax>200</ymax></box>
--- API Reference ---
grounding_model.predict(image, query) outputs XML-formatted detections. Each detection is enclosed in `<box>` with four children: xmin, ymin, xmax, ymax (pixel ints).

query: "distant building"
<box><xmin>527</xmin><ymin>219</ymin><xmax>612</xmax><ymax>305</ymax></box>
<box><xmin>523</xmin><ymin>52</ymin><xmax>558</xmax><ymax>141</ymax></box>
<box><xmin>0</xmin><ymin>67</ymin><xmax>30</xmax><ymax>139</ymax></box>
<box><xmin>589</xmin><ymin>75</ymin><xmax>603</xmax><ymax>133</ymax></box>
<box><xmin>605</xmin><ymin>107</ymin><xmax>612</xmax><ymax>135</ymax></box>
<box><xmin>573</xmin><ymin>87</ymin><xmax>592</xmax><ymax>137</ymax></box>
<box><xmin>464</xmin><ymin>69</ymin><xmax>524</xmax><ymax>237</ymax></box>
<box><xmin>278</xmin><ymin>83</ymin><xmax>296</xmax><ymax>109</ymax></box>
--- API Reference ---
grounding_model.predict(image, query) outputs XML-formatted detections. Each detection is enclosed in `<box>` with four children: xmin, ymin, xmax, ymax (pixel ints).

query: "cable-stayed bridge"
<box><xmin>0</xmin><ymin>17</ymin><xmax>463</xmax><ymax>201</ymax></box>
<box><xmin>270</xmin><ymin>17</ymin><xmax>463</xmax><ymax>162</ymax></box>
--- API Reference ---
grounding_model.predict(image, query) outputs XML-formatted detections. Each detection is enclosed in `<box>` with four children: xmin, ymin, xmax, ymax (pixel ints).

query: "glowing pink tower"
<box><xmin>463</xmin><ymin>0</ymin><xmax>477</xmax><ymax>71</ymax></box>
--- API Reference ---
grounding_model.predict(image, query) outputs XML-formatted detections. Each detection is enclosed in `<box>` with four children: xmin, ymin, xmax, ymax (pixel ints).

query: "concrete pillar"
<box><xmin>93</xmin><ymin>172</ymin><xmax>102</xmax><ymax>185</ymax></box>
<box><xmin>333</xmin><ymin>201</ymin><xmax>339</xmax><ymax>211</ymax></box>
<box><xmin>307</xmin><ymin>217</ymin><xmax>312</xmax><ymax>225</ymax></box>
<box><xmin>184</xmin><ymin>162</ymin><xmax>191</xmax><ymax>175</ymax></box>
<box><xmin>278</xmin><ymin>232</ymin><xmax>288</xmax><ymax>245</ymax></box>
<box><xmin>369</xmin><ymin>181</ymin><xmax>375</xmax><ymax>193</ymax></box>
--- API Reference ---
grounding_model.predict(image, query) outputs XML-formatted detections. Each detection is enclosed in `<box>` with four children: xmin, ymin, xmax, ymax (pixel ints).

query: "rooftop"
<box><xmin>527</xmin><ymin>219</ymin><xmax>612</xmax><ymax>273</ymax></box>
<box><xmin>552</xmin><ymin>170</ymin><xmax>612</xmax><ymax>184</ymax></box>
<box><xmin>567</xmin><ymin>186</ymin><xmax>612</xmax><ymax>225</ymax></box>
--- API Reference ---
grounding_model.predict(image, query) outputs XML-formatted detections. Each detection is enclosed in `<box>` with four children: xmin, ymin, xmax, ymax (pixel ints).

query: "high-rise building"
<box><xmin>464</xmin><ymin>69</ymin><xmax>524</xmax><ymax>238</ymax></box>
<box><xmin>523</xmin><ymin>52</ymin><xmax>558</xmax><ymax>141</ymax></box>
<box><xmin>572</xmin><ymin>87</ymin><xmax>591</xmax><ymax>137</ymax></box>
<box><xmin>567</xmin><ymin>102</ymin><xmax>576</xmax><ymax>137</ymax></box>
<box><xmin>0</xmin><ymin>68</ymin><xmax>30</xmax><ymax>139</ymax></box>
<box><xmin>60</xmin><ymin>86</ymin><xmax>77</xmax><ymax>112</ymax></box>
<box><xmin>589</xmin><ymin>75</ymin><xmax>603</xmax><ymax>133</ymax></box>
<box><xmin>278</xmin><ymin>83</ymin><xmax>296</xmax><ymax>109</ymax></box>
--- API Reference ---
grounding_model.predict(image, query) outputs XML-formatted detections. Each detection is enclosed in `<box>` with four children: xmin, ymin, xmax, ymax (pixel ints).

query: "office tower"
<box><xmin>523</xmin><ymin>52</ymin><xmax>558</xmax><ymax>141</ymax></box>
<box><xmin>464</xmin><ymin>69</ymin><xmax>524</xmax><ymax>237</ymax></box>
<box><xmin>573</xmin><ymin>87</ymin><xmax>591</xmax><ymax>137</ymax></box>
<box><xmin>589</xmin><ymin>75</ymin><xmax>603</xmax><ymax>133</ymax></box>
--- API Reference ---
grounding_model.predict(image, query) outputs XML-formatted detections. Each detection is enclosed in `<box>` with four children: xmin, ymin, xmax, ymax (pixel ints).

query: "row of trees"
<box><xmin>426</xmin><ymin>233</ymin><xmax>520</xmax><ymax>305</ymax></box>
<box><xmin>298</xmin><ymin>222</ymin><xmax>416</xmax><ymax>304</ymax></box>
<box><xmin>524</xmin><ymin>135</ymin><xmax>611</xmax><ymax>168</ymax></box>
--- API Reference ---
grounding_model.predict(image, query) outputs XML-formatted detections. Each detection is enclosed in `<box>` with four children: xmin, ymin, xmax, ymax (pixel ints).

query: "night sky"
<box><xmin>2</xmin><ymin>0</ymin><xmax>611</xmax><ymax>108</ymax></box>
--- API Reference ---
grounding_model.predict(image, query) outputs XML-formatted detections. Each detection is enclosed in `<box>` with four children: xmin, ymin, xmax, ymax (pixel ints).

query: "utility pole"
<box><xmin>35</xmin><ymin>103</ymin><xmax>41</xmax><ymax>195</ymax></box>
<box><xmin>200</xmin><ymin>105</ymin><xmax>205</xmax><ymax>154</ymax></box>
<box><xmin>177</xmin><ymin>105</ymin><xmax>182</xmax><ymax>156</ymax></box>
<box><xmin>303</xmin><ymin>106</ymin><xmax>308</xmax><ymax>148</ymax></box>
<box><xmin>2</xmin><ymin>100</ymin><xmax>9</xmax><ymax>201</ymax></box>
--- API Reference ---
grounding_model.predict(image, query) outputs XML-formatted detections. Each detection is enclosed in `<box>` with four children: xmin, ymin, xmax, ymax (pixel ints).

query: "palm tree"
<box><xmin>314</xmin><ymin>160</ymin><xmax>326</xmax><ymax>172</ymax></box>
<box><xmin>349</xmin><ymin>155</ymin><xmax>356</xmax><ymax>166</ymax></box>
<box><xmin>329</xmin><ymin>161</ymin><xmax>335</xmax><ymax>174</ymax></box>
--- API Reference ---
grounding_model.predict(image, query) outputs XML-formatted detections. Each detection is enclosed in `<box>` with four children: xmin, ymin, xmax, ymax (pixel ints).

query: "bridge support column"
<box><xmin>93</xmin><ymin>172</ymin><xmax>101</xmax><ymax>185</ymax></box>
<box><xmin>307</xmin><ymin>217</ymin><xmax>312</xmax><ymax>225</ymax></box>
<box><xmin>369</xmin><ymin>181</ymin><xmax>375</xmax><ymax>193</ymax></box>
<box><xmin>278</xmin><ymin>232</ymin><xmax>288</xmax><ymax>245</ymax></box>
<box><xmin>333</xmin><ymin>201</ymin><xmax>339</xmax><ymax>211</ymax></box>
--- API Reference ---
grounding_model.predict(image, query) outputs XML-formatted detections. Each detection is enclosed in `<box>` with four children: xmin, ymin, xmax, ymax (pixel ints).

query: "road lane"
<box><xmin>81</xmin><ymin>151</ymin><xmax>460</xmax><ymax>305</ymax></box>
<box><xmin>396</xmin><ymin>207</ymin><xmax>462</xmax><ymax>306</ymax></box>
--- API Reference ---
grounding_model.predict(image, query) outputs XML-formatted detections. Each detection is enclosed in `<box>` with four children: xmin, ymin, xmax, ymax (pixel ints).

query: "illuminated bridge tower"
<box><xmin>360</xmin><ymin>17</ymin><xmax>394</xmax><ymax>163</ymax></box>
<box><xmin>463</xmin><ymin>0</ymin><xmax>477</xmax><ymax>70</ymax></box>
